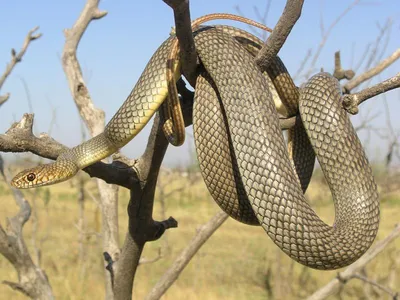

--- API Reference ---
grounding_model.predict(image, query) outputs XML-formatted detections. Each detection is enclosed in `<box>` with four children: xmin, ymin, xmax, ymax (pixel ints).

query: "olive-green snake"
<box><xmin>11</xmin><ymin>15</ymin><xmax>380</xmax><ymax>270</ymax></box>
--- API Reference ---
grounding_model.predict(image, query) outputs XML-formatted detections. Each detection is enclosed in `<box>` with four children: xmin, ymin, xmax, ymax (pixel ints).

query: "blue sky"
<box><xmin>0</xmin><ymin>1</ymin><xmax>399</xmax><ymax>167</ymax></box>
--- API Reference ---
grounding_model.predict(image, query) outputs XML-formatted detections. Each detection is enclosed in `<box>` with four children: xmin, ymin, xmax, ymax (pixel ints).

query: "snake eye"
<box><xmin>27</xmin><ymin>173</ymin><xmax>36</xmax><ymax>182</ymax></box>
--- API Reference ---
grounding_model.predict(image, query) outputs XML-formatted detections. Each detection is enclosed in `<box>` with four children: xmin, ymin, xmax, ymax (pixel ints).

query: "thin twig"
<box><xmin>344</xmin><ymin>48</ymin><xmax>400</xmax><ymax>93</ymax></box>
<box><xmin>254</xmin><ymin>0</ymin><xmax>272</xmax><ymax>40</ymax></box>
<box><xmin>293</xmin><ymin>48</ymin><xmax>312</xmax><ymax>80</ymax></box>
<box><xmin>307</xmin><ymin>224</ymin><xmax>400</xmax><ymax>300</ymax></box>
<box><xmin>0</xmin><ymin>27</ymin><xmax>41</xmax><ymax>105</ymax></box>
<box><xmin>343</xmin><ymin>72</ymin><xmax>400</xmax><ymax>114</ymax></box>
<box><xmin>364</xmin><ymin>19</ymin><xmax>392</xmax><ymax>72</ymax></box>
<box><xmin>139</xmin><ymin>248</ymin><xmax>164</xmax><ymax>265</ymax></box>
<box><xmin>350</xmin><ymin>273</ymin><xmax>398</xmax><ymax>299</ymax></box>
<box><xmin>304</xmin><ymin>0</ymin><xmax>360</xmax><ymax>79</ymax></box>
<box><xmin>145</xmin><ymin>211</ymin><xmax>229</xmax><ymax>300</ymax></box>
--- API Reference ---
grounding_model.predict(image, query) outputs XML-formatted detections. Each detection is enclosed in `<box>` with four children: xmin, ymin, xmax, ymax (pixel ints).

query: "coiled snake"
<box><xmin>11</xmin><ymin>16</ymin><xmax>380</xmax><ymax>270</ymax></box>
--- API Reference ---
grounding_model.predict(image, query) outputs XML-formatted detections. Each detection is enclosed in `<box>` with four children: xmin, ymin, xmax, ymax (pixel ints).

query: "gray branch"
<box><xmin>60</xmin><ymin>1</ymin><xmax>118</xmax><ymax>298</ymax></box>
<box><xmin>113</xmin><ymin>115</ymin><xmax>178</xmax><ymax>300</ymax></box>
<box><xmin>0</xmin><ymin>23</ymin><xmax>52</xmax><ymax>300</ymax></box>
<box><xmin>62</xmin><ymin>0</ymin><xmax>107</xmax><ymax>134</ymax></box>
<box><xmin>2</xmin><ymin>1</ymin><xmax>399</xmax><ymax>299</ymax></box>
<box><xmin>255</xmin><ymin>0</ymin><xmax>304</xmax><ymax>70</ymax></box>
<box><xmin>343</xmin><ymin>48</ymin><xmax>400</xmax><ymax>93</ymax></box>
<box><xmin>343</xmin><ymin>72</ymin><xmax>400</xmax><ymax>115</ymax></box>
<box><xmin>163</xmin><ymin>0</ymin><xmax>197</xmax><ymax>86</ymax></box>
<box><xmin>0</xmin><ymin>27</ymin><xmax>41</xmax><ymax>106</ymax></box>
<box><xmin>0</xmin><ymin>159</ymin><xmax>54</xmax><ymax>299</ymax></box>
<box><xmin>349</xmin><ymin>273</ymin><xmax>398</xmax><ymax>299</ymax></box>
<box><xmin>303</xmin><ymin>0</ymin><xmax>360</xmax><ymax>79</ymax></box>
<box><xmin>333</xmin><ymin>51</ymin><xmax>355</xmax><ymax>81</ymax></box>
<box><xmin>145</xmin><ymin>211</ymin><xmax>229</xmax><ymax>300</ymax></box>
<box><xmin>0</xmin><ymin>114</ymin><xmax>137</xmax><ymax>189</ymax></box>
<box><xmin>307</xmin><ymin>223</ymin><xmax>400</xmax><ymax>300</ymax></box>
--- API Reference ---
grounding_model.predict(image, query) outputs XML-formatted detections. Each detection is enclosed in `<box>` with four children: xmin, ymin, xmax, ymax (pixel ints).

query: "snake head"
<box><xmin>11</xmin><ymin>160</ymin><xmax>79</xmax><ymax>189</ymax></box>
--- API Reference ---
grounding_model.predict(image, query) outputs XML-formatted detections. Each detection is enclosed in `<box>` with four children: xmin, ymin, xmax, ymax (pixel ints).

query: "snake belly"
<box><xmin>193</xmin><ymin>27</ymin><xmax>379</xmax><ymax>270</ymax></box>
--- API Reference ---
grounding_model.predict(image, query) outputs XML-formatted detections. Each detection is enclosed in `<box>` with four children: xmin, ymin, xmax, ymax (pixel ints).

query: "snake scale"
<box><xmin>11</xmin><ymin>17</ymin><xmax>380</xmax><ymax>270</ymax></box>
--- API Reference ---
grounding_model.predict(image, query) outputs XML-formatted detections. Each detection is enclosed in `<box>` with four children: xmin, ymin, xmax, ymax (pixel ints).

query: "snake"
<box><xmin>10</xmin><ymin>16</ymin><xmax>380</xmax><ymax>270</ymax></box>
<box><xmin>194</xmin><ymin>26</ymin><xmax>316</xmax><ymax>226</ymax></box>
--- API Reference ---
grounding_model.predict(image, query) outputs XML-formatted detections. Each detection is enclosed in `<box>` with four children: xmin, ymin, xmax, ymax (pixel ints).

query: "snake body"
<box><xmin>193</xmin><ymin>27</ymin><xmax>379</xmax><ymax>269</ymax></box>
<box><xmin>12</xmin><ymin>35</ymin><xmax>178</xmax><ymax>187</ymax></box>
<box><xmin>11</xmin><ymin>21</ymin><xmax>380</xmax><ymax>270</ymax></box>
<box><xmin>194</xmin><ymin>26</ymin><xmax>316</xmax><ymax>225</ymax></box>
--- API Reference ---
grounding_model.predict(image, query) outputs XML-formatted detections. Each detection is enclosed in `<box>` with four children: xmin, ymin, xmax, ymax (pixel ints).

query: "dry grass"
<box><xmin>0</xmin><ymin>167</ymin><xmax>399</xmax><ymax>300</ymax></box>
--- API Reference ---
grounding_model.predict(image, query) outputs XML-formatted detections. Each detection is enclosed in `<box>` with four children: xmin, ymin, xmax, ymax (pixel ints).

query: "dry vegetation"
<box><xmin>0</xmin><ymin>165</ymin><xmax>399</xmax><ymax>299</ymax></box>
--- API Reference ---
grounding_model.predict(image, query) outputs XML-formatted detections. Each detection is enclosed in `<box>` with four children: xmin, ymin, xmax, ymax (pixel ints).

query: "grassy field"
<box><xmin>0</xmin><ymin>166</ymin><xmax>399</xmax><ymax>300</ymax></box>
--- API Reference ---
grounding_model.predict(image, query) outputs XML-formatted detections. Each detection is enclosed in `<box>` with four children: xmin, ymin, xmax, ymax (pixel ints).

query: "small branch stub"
<box><xmin>333</xmin><ymin>51</ymin><xmax>355</xmax><ymax>81</ymax></box>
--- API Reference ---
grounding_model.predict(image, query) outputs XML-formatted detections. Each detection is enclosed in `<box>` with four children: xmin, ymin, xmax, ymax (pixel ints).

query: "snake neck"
<box><xmin>59</xmin><ymin>132</ymin><xmax>119</xmax><ymax>170</ymax></box>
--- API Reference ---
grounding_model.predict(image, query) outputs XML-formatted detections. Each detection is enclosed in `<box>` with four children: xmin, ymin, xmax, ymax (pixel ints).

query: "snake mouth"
<box><xmin>11</xmin><ymin>179</ymin><xmax>47</xmax><ymax>189</ymax></box>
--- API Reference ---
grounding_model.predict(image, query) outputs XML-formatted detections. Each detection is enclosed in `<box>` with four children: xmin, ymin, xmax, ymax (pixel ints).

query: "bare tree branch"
<box><xmin>343</xmin><ymin>72</ymin><xmax>400</xmax><ymax>114</ymax></box>
<box><xmin>0</xmin><ymin>160</ymin><xmax>54</xmax><ymax>299</ymax></box>
<box><xmin>61</xmin><ymin>2</ymin><xmax>120</xmax><ymax>298</ymax></box>
<box><xmin>113</xmin><ymin>115</ymin><xmax>178</xmax><ymax>300</ymax></box>
<box><xmin>344</xmin><ymin>48</ymin><xmax>400</xmax><ymax>93</ymax></box>
<box><xmin>349</xmin><ymin>273</ymin><xmax>398</xmax><ymax>299</ymax></box>
<box><xmin>304</xmin><ymin>0</ymin><xmax>360</xmax><ymax>79</ymax></box>
<box><xmin>62</xmin><ymin>0</ymin><xmax>107</xmax><ymax>134</ymax></box>
<box><xmin>307</xmin><ymin>223</ymin><xmax>400</xmax><ymax>300</ymax></box>
<box><xmin>255</xmin><ymin>0</ymin><xmax>304</xmax><ymax>70</ymax></box>
<box><xmin>253</xmin><ymin>0</ymin><xmax>272</xmax><ymax>40</ymax></box>
<box><xmin>145</xmin><ymin>211</ymin><xmax>229</xmax><ymax>300</ymax></box>
<box><xmin>163</xmin><ymin>0</ymin><xmax>197</xmax><ymax>86</ymax></box>
<box><xmin>293</xmin><ymin>48</ymin><xmax>312</xmax><ymax>80</ymax></box>
<box><xmin>139</xmin><ymin>247</ymin><xmax>164</xmax><ymax>265</ymax></box>
<box><xmin>0</xmin><ymin>114</ymin><xmax>137</xmax><ymax>189</ymax></box>
<box><xmin>0</xmin><ymin>27</ymin><xmax>41</xmax><ymax>105</ymax></box>
<box><xmin>364</xmin><ymin>19</ymin><xmax>392</xmax><ymax>73</ymax></box>
<box><xmin>234</xmin><ymin>6</ymin><xmax>264</xmax><ymax>38</ymax></box>
<box><xmin>1</xmin><ymin>1</ymin><xmax>399</xmax><ymax>299</ymax></box>
<box><xmin>235</xmin><ymin>0</ymin><xmax>273</xmax><ymax>40</ymax></box>
<box><xmin>0</xmin><ymin>23</ymin><xmax>53</xmax><ymax>300</ymax></box>
<box><xmin>353</xmin><ymin>42</ymin><xmax>372</xmax><ymax>74</ymax></box>
<box><xmin>0</xmin><ymin>94</ymin><xmax>9</xmax><ymax>107</ymax></box>
<box><xmin>333</xmin><ymin>51</ymin><xmax>355</xmax><ymax>81</ymax></box>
